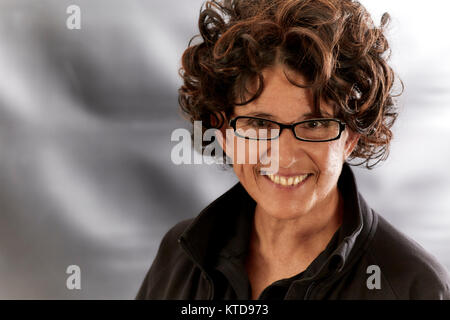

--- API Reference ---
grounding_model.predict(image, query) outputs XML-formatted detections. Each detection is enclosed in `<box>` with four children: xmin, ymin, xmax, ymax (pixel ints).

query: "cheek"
<box><xmin>232</xmin><ymin>163</ymin><xmax>260</xmax><ymax>198</ymax></box>
<box><xmin>225</xmin><ymin>134</ymin><xmax>270</xmax><ymax>167</ymax></box>
<box><xmin>226</xmin><ymin>137</ymin><xmax>258</xmax><ymax>182</ymax></box>
<box><xmin>315</xmin><ymin>140</ymin><xmax>346</xmax><ymax>184</ymax></box>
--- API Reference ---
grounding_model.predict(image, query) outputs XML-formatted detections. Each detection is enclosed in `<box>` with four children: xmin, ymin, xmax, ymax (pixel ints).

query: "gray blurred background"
<box><xmin>0</xmin><ymin>0</ymin><xmax>448</xmax><ymax>299</ymax></box>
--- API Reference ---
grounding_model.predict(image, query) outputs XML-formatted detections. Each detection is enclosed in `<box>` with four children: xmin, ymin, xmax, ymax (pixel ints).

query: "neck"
<box><xmin>249</xmin><ymin>186</ymin><xmax>344</xmax><ymax>268</ymax></box>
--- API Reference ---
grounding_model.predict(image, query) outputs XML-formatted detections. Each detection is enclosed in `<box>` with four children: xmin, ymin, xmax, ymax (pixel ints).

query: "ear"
<box><xmin>343</xmin><ymin>129</ymin><xmax>360</xmax><ymax>161</ymax></box>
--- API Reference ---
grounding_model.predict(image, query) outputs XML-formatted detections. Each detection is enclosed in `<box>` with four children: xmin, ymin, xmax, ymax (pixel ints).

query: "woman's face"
<box><xmin>218</xmin><ymin>64</ymin><xmax>360</xmax><ymax>220</ymax></box>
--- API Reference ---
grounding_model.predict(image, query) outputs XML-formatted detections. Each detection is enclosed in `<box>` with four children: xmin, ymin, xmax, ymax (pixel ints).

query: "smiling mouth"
<box><xmin>264</xmin><ymin>173</ymin><xmax>312</xmax><ymax>187</ymax></box>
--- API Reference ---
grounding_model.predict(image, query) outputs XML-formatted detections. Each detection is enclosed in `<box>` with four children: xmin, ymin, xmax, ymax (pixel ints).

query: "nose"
<box><xmin>276</xmin><ymin>127</ymin><xmax>300</xmax><ymax>168</ymax></box>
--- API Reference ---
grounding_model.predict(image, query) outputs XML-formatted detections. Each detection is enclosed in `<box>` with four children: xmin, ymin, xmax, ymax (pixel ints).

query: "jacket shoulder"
<box><xmin>369</xmin><ymin>213</ymin><xmax>450</xmax><ymax>299</ymax></box>
<box><xmin>136</xmin><ymin>218</ymin><xmax>197</xmax><ymax>299</ymax></box>
<box><xmin>151</xmin><ymin>218</ymin><xmax>194</xmax><ymax>266</ymax></box>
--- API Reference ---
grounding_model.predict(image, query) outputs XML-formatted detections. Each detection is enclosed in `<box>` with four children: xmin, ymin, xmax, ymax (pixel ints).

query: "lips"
<box><xmin>259</xmin><ymin>168</ymin><xmax>311</xmax><ymax>176</ymax></box>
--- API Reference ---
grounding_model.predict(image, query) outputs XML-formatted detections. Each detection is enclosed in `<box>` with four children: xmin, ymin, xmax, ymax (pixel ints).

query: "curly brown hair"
<box><xmin>178</xmin><ymin>0</ymin><xmax>403</xmax><ymax>169</ymax></box>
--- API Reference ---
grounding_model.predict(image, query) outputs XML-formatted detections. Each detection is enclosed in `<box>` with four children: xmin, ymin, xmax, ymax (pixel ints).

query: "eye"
<box><xmin>306</xmin><ymin>120</ymin><xmax>322</xmax><ymax>129</ymax></box>
<box><xmin>247</xmin><ymin>119</ymin><xmax>274</xmax><ymax>128</ymax></box>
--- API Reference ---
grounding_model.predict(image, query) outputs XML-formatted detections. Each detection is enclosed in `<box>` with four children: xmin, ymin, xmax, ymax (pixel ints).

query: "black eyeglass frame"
<box><xmin>228</xmin><ymin>116</ymin><xmax>347</xmax><ymax>142</ymax></box>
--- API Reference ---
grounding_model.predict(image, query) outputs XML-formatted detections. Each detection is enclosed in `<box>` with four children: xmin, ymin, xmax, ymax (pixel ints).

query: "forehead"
<box><xmin>233</xmin><ymin>65</ymin><xmax>335</xmax><ymax>120</ymax></box>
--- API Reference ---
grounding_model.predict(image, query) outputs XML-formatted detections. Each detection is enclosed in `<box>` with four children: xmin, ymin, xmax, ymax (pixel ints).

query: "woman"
<box><xmin>137</xmin><ymin>0</ymin><xmax>450</xmax><ymax>299</ymax></box>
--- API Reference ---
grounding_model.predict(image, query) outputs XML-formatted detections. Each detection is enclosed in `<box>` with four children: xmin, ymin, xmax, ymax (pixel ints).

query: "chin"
<box><xmin>258</xmin><ymin>202</ymin><xmax>311</xmax><ymax>220</ymax></box>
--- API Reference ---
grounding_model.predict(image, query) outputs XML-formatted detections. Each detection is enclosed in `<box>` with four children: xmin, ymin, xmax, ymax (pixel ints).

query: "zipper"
<box><xmin>304</xmin><ymin>281</ymin><xmax>315</xmax><ymax>300</ymax></box>
<box><xmin>304</xmin><ymin>269</ymin><xmax>341</xmax><ymax>300</ymax></box>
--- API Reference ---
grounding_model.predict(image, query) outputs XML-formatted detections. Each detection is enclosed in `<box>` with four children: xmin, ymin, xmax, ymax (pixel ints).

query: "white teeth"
<box><xmin>267</xmin><ymin>173</ymin><xmax>310</xmax><ymax>186</ymax></box>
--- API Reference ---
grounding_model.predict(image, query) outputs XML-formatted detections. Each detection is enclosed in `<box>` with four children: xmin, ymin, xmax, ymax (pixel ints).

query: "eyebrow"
<box><xmin>243</xmin><ymin>111</ymin><xmax>333</xmax><ymax>121</ymax></box>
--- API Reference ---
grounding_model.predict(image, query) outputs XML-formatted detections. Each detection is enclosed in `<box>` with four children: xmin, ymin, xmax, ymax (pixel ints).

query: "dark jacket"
<box><xmin>136</xmin><ymin>163</ymin><xmax>450</xmax><ymax>299</ymax></box>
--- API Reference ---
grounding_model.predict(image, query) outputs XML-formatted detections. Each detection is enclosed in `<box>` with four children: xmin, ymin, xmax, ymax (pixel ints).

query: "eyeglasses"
<box><xmin>229</xmin><ymin>116</ymin><xmax>346</xmax><ymax>142</ymax></box>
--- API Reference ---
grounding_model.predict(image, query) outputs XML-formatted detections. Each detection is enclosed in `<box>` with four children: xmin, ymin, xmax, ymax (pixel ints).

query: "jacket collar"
<box><xmin>178</xmin><ymin>162</ymin><xmax>378</xmax><ymax>280</ymax></box>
